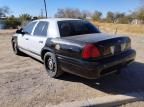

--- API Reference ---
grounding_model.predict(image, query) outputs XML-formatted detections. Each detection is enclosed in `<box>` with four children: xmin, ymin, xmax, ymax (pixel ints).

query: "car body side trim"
<box><xmin>19</xmin><ymin>46</ymin><xmax>41</xmax><ymax>56</ymax></box>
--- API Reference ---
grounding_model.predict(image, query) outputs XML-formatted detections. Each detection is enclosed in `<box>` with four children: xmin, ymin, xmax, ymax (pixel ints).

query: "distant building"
<box><xmin>131</xmin><ymin>19</ymin><xmax>143</xmax><ymax>24</ymax></box>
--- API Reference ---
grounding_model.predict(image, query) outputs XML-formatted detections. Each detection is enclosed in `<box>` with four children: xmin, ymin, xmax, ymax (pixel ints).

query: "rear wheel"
<box><xmin>12</xmin><ymin>40</ymin><xmax>22</xmax><ymax>55</ymax></box>
<box><xmin>115</xmin><ymin>69</ymin><xmax>122</xmax><ymax>75</ymax></box>
<box><xmin>44</xmin><ymin>52</ymin><xmax>63</xmax><ymax>78</ymax></box>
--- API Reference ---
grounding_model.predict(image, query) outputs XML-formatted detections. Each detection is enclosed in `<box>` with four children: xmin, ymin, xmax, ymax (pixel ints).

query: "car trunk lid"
<box><xmin>63</xmin><ymin>33</ymin><xmax>131</xmax><ymax>59</ymax></box>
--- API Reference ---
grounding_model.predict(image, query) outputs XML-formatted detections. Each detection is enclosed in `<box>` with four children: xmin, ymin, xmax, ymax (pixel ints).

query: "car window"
<box><xmin>33</xmin><ymin>21</ymin><xmax>49</xmax><ymax>37</ymax></box>
<box><xmin>23</xmin><ymin>21</ymin><xmax>37</xmax><ymax>35</ymax></box>
<box><xmin>58</xmin><ymin>20</ymin><xmax>100</xmax><ymax>37</ymax></box>
<box><xmin>59</xmin><ymin>23</ymin><xmax>72</xmax><ymax>37</ymax></box>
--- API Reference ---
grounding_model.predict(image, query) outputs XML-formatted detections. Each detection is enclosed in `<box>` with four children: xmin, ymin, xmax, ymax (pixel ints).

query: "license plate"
<box><xmin>110</xmin><ymin>45</ymin><xmax>122</xmax><ymax>55</ymax></box>
<box><xmin>115</xmin><ymin>45</ymin><xmax>121</xmax><ymax>53</ymax></box>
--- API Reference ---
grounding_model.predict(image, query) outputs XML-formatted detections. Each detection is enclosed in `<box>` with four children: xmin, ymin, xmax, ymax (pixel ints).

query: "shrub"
<box><xmin>5</xmin><ymin>16</ymin><xmax>21</xmax><ymax>29</ymax></box>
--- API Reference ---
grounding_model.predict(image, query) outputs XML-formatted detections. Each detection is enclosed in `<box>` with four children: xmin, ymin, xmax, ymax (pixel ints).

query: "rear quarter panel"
<box><xmin>44</xmin><ymin>38</ymin><xmax>85</xmax><ymax>59</ymax></box>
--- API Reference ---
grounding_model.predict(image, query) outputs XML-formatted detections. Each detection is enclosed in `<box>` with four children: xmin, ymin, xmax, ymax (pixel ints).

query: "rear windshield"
<box><xmin>58</xmin><ymin>20</ymin><xmax>100</xmax><ymax>37</ymax></box>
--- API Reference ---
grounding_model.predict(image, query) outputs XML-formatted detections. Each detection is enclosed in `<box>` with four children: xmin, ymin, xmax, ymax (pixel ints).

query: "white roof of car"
<box><xmin>35</xmin><ymin>18</ymin><xmax>81</xmax><ymax>22</ymax></box>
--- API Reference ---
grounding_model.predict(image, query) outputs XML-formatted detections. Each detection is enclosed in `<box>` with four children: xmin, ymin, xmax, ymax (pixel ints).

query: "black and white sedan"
<box><xmin>12</xmin><ymin>18</ymin><xmax>136</xmax><ymax>79</ymax></box>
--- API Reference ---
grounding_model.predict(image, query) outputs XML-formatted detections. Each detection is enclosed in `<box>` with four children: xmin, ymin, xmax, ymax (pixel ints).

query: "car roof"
<box><xmin>34</xmin><ymin>18</ymin><xmax>81</xmax><ymax>22</ymax></box>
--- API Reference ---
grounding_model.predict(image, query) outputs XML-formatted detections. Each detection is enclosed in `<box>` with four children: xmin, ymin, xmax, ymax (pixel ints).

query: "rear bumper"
<box><xmin>57</xmin><ymin>49</ymin><xmax>136</xmax><ymax>79</ymax></box>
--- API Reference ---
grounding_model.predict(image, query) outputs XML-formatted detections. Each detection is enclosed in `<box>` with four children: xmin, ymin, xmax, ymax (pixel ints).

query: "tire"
<box><xmin>12</xmin><ymin>40</ymin><xmax>22</xmax><ymax>55</ymax></box>
<box><xmin>44</xmin><ymin>52</ymin><xmax>63</xmax><ymax>78</ymax></box>
<box><xmin>115</xmin><ymin>69</ymin><xmax>121</xmax><ymax>75</ymax></box>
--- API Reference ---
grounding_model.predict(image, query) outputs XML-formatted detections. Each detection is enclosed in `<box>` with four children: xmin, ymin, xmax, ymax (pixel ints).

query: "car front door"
<box><xmin>28</xmin><ymin>21</ymin><xmax>49</xmax><ymax>56</ymax></box>
<box><xmin>17</xmin><ymin>21</ymin><xmax>37</xmax><ymax>50</ymax></box>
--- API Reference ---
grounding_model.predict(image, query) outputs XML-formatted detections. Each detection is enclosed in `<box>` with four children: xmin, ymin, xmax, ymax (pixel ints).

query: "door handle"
<box><xmin>39</xmin><ymin>41</ymin><xmax>43</xmax><ymax>43</ymax></box>
<box><xmin>25</xmin><ymin>38</ymin><xmax>29</xmax><ymax>40</ymax></box>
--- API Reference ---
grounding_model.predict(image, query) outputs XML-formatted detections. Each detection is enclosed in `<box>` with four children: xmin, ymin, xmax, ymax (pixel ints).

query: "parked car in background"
<box><xmin>12</xmin><ymin>18</ymin><xmax>136</xmax><ymax>79</ymax></box>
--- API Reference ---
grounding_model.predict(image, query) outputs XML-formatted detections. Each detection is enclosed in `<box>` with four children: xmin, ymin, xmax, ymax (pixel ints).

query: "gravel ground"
<box><xmin>0</xmin><ymin>30</ymin><xmax>144</xmax><ymax>107</ymax></box>
<box><xmin>120</xmin><ymin>101</ymin><xmax>144</xmax><ymax>107</ymax></box>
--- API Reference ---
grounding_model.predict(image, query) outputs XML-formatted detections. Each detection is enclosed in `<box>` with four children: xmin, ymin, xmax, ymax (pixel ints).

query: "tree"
<box><xmin>105</xmin><ymin>12</ymin><xmax>130</xmax><ymax>23</ymax></box>
<box><xmin>0</xmin><ymin>6</ymin><xmax>10</xmax><ymax>17</ymax></box>
<box><xmin>125</xmin><ymin>15</ymin><xmax>133</xmax><ymax>23</ymax></box>
<box><xmin>19</xmin><ymin>14</ymin><xmax>31</xmax><ymax>21</ymax></box>
<box><xmin>55</xmin><ymin>8</ymin><xmax>83</xmax><ymax>18</ymax></box>
<box><xmin>115</xmin><ymin>13</ymin><xmax>125</xmax><ymax>19</ymax></box>
<box><xmin>55</xmin><ymin>9</ymin><xmax>65</xmax><ymax>18</ymax></box>
<box><xmin>81</xmin><ymin>10</ymin><xmax>92</xmax><ymax>19</ymax></box>
<box><xmin>137</xmin><ymin>7</ymin><xmax>144</xmax><ymax>21</ymax></box>
<box><xmin>19</xmin><ymin>13</ymin><xmax>32</xmax><ymax>25</ymax></box>
<box><xmin>5</xmin><ymin>15</ymin><xmax>21</xmax><ymax>29</ymax></box>
<box><xmin>114</xmin><ymin>12</ymin><xmax>127</xmax><ymax>23</ymax></box>
<box><xmin>106</xmin><ymin>11</ymin><xmax>115</xmax><ymax>23</ymax></box>
<box><xmin>92</xmin><ymin>11</ymin><xmax>102</xmax><ymax>21</ymax></box>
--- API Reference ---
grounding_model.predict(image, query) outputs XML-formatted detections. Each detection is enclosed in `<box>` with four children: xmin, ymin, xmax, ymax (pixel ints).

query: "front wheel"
<box><xmin>44</xmin><ymin>52</ymin><xmax>63</xmax><ymax>78</ymax></box>
<box><xmin>115</xmin><ymin>69</ymin><xmax>122</xmax><ymax>75</ymax></box>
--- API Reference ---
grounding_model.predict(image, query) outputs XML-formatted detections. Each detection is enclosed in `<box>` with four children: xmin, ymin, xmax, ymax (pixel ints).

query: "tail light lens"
<box><xmin>82</xmin><ymin>44</ymin><xmax>101</xmax><ymax>59</ymax></box>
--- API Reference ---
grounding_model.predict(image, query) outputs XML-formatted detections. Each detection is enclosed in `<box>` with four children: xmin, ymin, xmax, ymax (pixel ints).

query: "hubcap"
<box><xmin>45</xmin><ymin>54</ymin><xmax>58</xmax><ymax>77</ymax></box>
<box><xmin>48</xmin><ymin>58</ymin><xmax>55</xmax><ymax>72</ymax></box>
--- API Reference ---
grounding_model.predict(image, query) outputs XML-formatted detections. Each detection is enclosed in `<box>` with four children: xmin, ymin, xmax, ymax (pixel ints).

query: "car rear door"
<box><xmin>18</xmin><ymin>21</ymin><xmax>37</xmax><ymax>50</ymax></box>
<box><xmin>28</xmin><ymin>21</ymin><xmax>49</xmax><ymax>56</ymax></box>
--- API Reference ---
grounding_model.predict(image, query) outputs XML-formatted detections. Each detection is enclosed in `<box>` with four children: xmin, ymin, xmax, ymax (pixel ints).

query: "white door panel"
<box><xmin>28</xmin><ymin>36</ymin><xmax>47</xmax><ymax>55</ymax></box>
<box><xmin>17</xmin><ymin>34</ymin><xmax>30</xmax><ymax>50</ymax></box>
<box><xmin>18</xmin><ymin>21</ymin><xmax>38</xmax><ymax>51</ymax></box>
<box><xmin>28</xmin><ymin>21</ymin><xmax>49</xmax><ymax>55</ymax></box>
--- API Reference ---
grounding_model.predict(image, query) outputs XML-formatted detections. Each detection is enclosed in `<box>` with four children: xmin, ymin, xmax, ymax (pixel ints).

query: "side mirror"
<box><xmin>16</xmin><ymin>28</ymin><xmax>25</xmax><ymax>35</ymax></box>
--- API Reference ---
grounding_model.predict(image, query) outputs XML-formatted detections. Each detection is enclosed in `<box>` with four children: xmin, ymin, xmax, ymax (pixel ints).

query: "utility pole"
<box><xmin>44</xmin><ymin>0</ymin><xmax>48</xmax><ymax>18</ymax></box>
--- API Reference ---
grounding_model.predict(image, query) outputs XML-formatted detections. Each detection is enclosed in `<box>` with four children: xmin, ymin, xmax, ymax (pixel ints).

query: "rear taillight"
<box><xmin>82</xmin><ymin>44</ymin><xmax>101</xmax><ymax>59</ymax></box>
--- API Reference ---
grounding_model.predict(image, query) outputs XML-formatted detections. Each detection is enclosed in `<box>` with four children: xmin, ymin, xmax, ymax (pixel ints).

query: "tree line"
<box><xmin>0</xmin><ymin>4</ymin><xmax>144</xmax><ymax>29</ymax></box>
<box><xmin>0</xmin><ymin>6</ymin><xmax>36</xmax><ymax>29</ymax></box>
<box><xmin>55</xmin><ymin>8</ymin><xmax>144</xmax><ymax>24</ymax></box>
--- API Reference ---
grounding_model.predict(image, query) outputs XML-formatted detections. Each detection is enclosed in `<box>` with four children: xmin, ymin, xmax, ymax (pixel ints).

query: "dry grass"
<box><xmin>92</xmin><ymin>21</ymin><xmax>144</xmax><ymax>36</ymax></box>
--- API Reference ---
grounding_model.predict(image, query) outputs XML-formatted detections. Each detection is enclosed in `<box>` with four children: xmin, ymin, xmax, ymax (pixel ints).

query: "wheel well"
<box><xmin>12</xmin><ymin>38</ymin><xmax>15</xmax><ymax>43</ymax></box>
<box><xmin>11</xmin><ymin>37</ymin><xmax>17</xmax><ymax>44</ymax></box>
<box><xmin>11</xmin><ymin>38</ymin><xmax>16</xmax><ymax>48</ymax></box>
<box><xmin>41</xmin><ymin>49</ymin><xmax>50</xmax><ymax>60</ymax></box>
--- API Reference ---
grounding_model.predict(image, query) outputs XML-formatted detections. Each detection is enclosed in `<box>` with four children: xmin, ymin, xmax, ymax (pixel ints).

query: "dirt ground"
<box><xmin>0</xmin><ymin>30</ymin><xmax>144</xmax><ymax>107</ymax></box>
<box><xmin>120</xmin><ymin>101</ymin><xmax>144</xmax><ymax>107</ymax></box>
